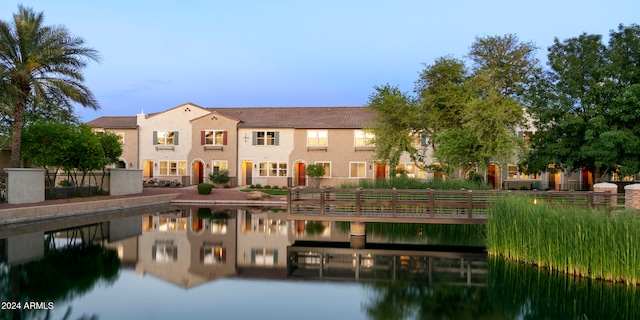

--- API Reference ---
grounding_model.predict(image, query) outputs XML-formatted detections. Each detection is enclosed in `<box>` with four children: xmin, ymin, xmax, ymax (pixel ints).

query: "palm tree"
<box><xmin>0</xmin><ymin>5</ymin><xmax>100</xmax><ymax>167</ymax></box>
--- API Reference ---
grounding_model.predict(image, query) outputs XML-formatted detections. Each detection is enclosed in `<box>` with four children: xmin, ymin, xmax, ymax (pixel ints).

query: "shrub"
<box><xmin>264</xmin><ymin>185</ymin><xmax>271</xmax><ymax>189</ymax></box>
<box><xmin>271</xmin><ymin>185</ymin><xmax>279</xmax><ymax>190</ymax></box>
<box><xmin>197</xmin><ymin>183</ymin><xmax>214</xmax><ymax>195</ymax></box>
<box><xmin>255</xmin><ymin>183</ymin><xmax>262</xmax><ymax>189</ymax></box>
<box><xmin>209</xmin><ymin>170</ymin><xmax>231</xmax><ymax>184</ymax></box>
<box><xmin>58</xmin><ymin>179</ymin><xmax>73</xmax><ymax>187</ymax></box>
<box><xmin>224</xmin><ymin>184</ymin><xmax>231</xmax><ymax>188</ymax></box>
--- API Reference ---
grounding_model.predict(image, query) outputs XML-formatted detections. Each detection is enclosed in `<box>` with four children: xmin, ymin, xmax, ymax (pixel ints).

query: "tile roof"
<box><xmin>85</xmin><ymin>106</ymin><xmax>375</xmax><ymax>129</ymax></box>
<box><xmin>210</xmin><ymin>106</ymin><xmax>375</xmax><ymax>128</ymax></box>
<box><xmin>86</xmin><ymin>116</ymin><xmax>137</xmax><ymax>129</ymax></box>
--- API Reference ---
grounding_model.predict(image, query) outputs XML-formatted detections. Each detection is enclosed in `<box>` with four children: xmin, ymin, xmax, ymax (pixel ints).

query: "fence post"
<box><xmin>356</xmin><ymin>188</ymin><xmax>362</xmax><ymax>216</ymax></box>
<box><xmin>392</xmin><ymin>188</ymin><xmax>397</xmax><ymax>217</ymax></box>
<box><xmin>593</xmin><ymin>182</ymin><xmax>617</xmax><ymax>208</ymax></box>
<box><xmin>467</xmin><ymin>190</ymin><xmax>473</xmax><ymax>218</ymax></box>
<box><xmin>320</xmin><ymin>190</ymin><xmax>325</xmax><ymax>216</ymax></box>
<box><xmin>428</xmin><ymin>189</ymin><xmax>435</xmax><ymax>218</ymax></box>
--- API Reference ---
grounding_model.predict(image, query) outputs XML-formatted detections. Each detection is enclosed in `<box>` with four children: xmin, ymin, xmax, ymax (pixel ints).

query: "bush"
<box><xmin>264</xmin><ymin>185</ymin><xmax>271</xmax><ymax>189</ymax></box>
<box><xmin>224</xmin><ymin>184</ymin><xmax>231</xmax><ymax>188</ymax></box>
<box><xmin>271</xmin><ymin>185</ymin><xmax>279</xmax><ymax>190</ymax></box>
<box><xmin>209</xmin><ymin>170</ymin><xmax>231</xmax><ymax>184</ymax></box>
<box><xmin>255</xmin><ymin>183</ymin><xmax>262</xmax><ymax>189</ymax></box>
<box><xmin>197</xmin><ymin>183</ymin><xmax>214</xmax><ymax>195</ymax></box>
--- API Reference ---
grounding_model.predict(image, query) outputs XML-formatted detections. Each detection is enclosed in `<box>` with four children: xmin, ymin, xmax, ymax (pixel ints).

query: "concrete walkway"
<box><xmin>0</xmin><ymin>186</ymin><xmax>287</xmax><ymax>224</ymax></box>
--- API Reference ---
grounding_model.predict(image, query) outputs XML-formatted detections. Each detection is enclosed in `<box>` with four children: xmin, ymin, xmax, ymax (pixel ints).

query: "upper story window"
<box><xmin>518</xmin><ymin>131</ymin><xmax>533</xmax><ymax>147</ymax></box>
<box><xmin>116</xmin><ymin>132</ymin><xmax>125</xmax><ymax>145</ymax></box>
<box><xmin>307</xmin><ymin>130</ymin><xmax>328</xmax><ymax>146</ymax></box>
<box><xmin>154</xmin><ymin>131</ymin><xmax>179</xmax><ymax>145</ymax></box>
<box><xmin>201</xmin><ymin>130</ymin><xmax>227</xmax><ymax>145</ymax></box>
<box><xmin>354</xmin><ymin>130</ymin><xmax>375</xmax><ymax>147</ymax></box>
<box><xmin>252</xmin><ymin>131</ymin><xmax>279</xmax><ymax>146</ymax></box>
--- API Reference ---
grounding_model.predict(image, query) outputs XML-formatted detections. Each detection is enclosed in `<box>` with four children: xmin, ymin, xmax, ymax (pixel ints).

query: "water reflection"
<box><xmin>0</xmin><ymin>205</ymin><xmax>638</xmax><ymax>319</ymax></box>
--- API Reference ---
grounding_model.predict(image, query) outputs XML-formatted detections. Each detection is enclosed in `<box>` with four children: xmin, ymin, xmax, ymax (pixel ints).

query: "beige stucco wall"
<box><xmin>137</xmin><ymin>103</ymin><xmax>210</xmax><ymax>182</ymax></box>
<box><xmin>289</xmin><ymin>128</ymin><xmax>376</xmax><ymax>187</ymax></box>
<box><xmin>189</xmin><ymin>113</ymin><xmax>239</xmax><ymax>185</ymax></box>
<box><xmin>237</xmin><ymin>127</ymin><xmax>294</xmax><ymax>187</ymax></box>
<box><xmin>108</xmin><ymin>128</ymin><xmax>139</xmax><ymax>169</ymax></box>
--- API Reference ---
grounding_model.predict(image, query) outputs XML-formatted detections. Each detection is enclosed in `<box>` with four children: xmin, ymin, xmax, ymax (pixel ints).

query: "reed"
<box><xmin>487</xmin><ymin>195</ymin><xmax>640</xmax><ymax>285</ymax></box>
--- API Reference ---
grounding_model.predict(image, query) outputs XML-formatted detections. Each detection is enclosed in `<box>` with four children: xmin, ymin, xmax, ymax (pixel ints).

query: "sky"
<box><xmin>1</xmin><ymin>1</ymin><xmax>639</xmax><ymax>122</ymax></box>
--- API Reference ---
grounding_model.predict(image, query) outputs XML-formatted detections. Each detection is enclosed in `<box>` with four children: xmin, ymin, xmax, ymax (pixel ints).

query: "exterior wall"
<box><xmin>6</xmin><ymin>168</ymin><xmax>45</xmax><ymax>204</ymax></box>
<box><xmin>108</xmin><ymin>128</ymin><xmax>139</xmax><ymax>169</ymax></box>
<box><xmin>237</xmin><ymin>127</ymin><xmax>294</xmax><ymax>187</ymax></box>
<box><xmin>289</xmin><ymin>128</ymin><xmax>376</xmax><ymax>187</ymax></box>
<box><xmin>137</xmin><ymin>103</ymin><xmax>210</xmax><ymax>184</ymax></box>
<box><xmin>188</xmin><ymin>114</ymin><xmax>239</xmax><ymax>186</ymax></box>
<box><xmin>109</xmin><ymin>169</ymin><xmax>143</xmax><ymax>195</ymax></box>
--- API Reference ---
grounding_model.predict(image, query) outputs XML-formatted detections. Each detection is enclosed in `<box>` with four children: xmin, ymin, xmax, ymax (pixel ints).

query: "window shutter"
<box><xmin>201</xmin><ymin>131</ymin><xmax>205</xmax><ymax>145</ymax></box>
<box><xmin>420</xmin><ymin>133</ymin><xmax>427</xmax><ymax>146</ymax></box>
<box><xmin>173</xmin><ymin>246</ymin><xmax>178</xmax><ymax>261</ymax></box>
<box><xmin>273</xmin><ymin>249</ymin><xmax>278</xmax><ymax>264</ymax></box>
<box><xmin>223</xmin><ymin>131</ymin><xmax>228</xmax><ymax>145</ymax></box>
<box><xmin>153</xmin><ymin>131</ymin><xmax>158</xmax><ymax>145</ymax></box>
<box><xmin>174</xmin><ymin>132</ymin><xmax>179</xmax><ymax>145</ymax></box>
<box><xmin>222</xmin><ymin>248</ymin><xmax>226</xmax><ymax>262</ymax></box>
<box><xmin>152</xmin><ymin>245</ymin><xmax>156</xmax><ymax>260</ymax></box>
<box><xmin>251</xmin><ymin>249</ymin><xmax>256</xmax><ymax>263</ymax></box>
<box><xmin>274</xmin><ymin>132</ymin><xmax>280</xmax><ymax>145</ymax></box>
<box><xmin>252</xmin><ymin>132</ymin><xmax>257</xmax><ymax>145</ymax></box>
<box><xmin>518</xmin><ymin>131</ymin><xmax>524</xmax><ymax>139</ymax></box>
<box><xmin>200</xmin><ymin>247</ymin><xmax>204</xmax><ymax>262</ymax></box>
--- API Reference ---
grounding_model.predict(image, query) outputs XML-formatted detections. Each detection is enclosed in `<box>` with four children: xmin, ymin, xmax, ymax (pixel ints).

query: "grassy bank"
<box><xmin>487</xmin><ymin>195</ymin><xmax>640</xmax><ymax>285</ymax></box>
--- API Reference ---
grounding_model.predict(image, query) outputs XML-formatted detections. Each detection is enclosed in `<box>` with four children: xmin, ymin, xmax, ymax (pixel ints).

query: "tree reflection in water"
<box><xmin>1</xmin><ymin>243</ymin><xmax>120</xmax><ymax>320</ymax></box>
<box><xmin>361</xmin><ymin>257</ymin><xmax>640</xmax><ymax>319</ymax></box>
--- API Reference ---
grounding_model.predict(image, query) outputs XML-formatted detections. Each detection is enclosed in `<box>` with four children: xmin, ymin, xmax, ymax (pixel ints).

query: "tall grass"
<box><xmin>487</xmin><ymin>195</ymin><xmax>640</xmax><ymax>285</ymax></box>
<box><xmin>336</xmin><ymin>221</ymin><xmax>486</xmax><ymax>246</ymax></box>
<box><xmin>340</xmin><ymin>177</ymin><xmax>491</xmax><ymax>190</ymax></box>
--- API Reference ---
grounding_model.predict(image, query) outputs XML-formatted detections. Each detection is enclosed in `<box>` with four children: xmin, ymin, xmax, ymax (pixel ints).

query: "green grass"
<box><xmin>487</xmin><ymin>195</ymin><xmax>640</xmax><ymax>285</ymax></box>
<box><xmin>241</xmin><ymin>189</ymin><xmax>288</xmax><ymax>196</ymax></box>
<box><xmin>340</xmin><ymin>177</ymin><xmax>491</xmax><ymax>190</ymax></box>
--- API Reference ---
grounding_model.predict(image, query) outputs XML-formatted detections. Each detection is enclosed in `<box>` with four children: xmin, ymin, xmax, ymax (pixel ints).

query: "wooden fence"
<box><xmin>287</xmin><ymin>188</ymin><xmax>620</xmax><ymax>224</ymax></box>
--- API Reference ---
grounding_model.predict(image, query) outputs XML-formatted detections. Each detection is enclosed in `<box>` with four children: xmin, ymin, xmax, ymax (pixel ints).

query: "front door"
<box><xmin>193</xmin><ymin>161</ymin><xmax>204</xmax><ymax>184</ymax></box>
<box><xmin>375</xmin><ymin>163</ymin><xmax>386</xmax><ymax>179</ymax></box>
<box><xmin>244</xmin><ymin>161</ymin><xmax>253</xmax><ymax>185</ymax></box>
<box><xmin>143</xmin><ymin>160</ymin><xmax>154</xmax><ymax>179</ymax></box>
<box><xmin>297</xmin><ymin>163</ymin><xmax>306</xmax><ymax>186</ymax></box>
<box><xmin>488</xmin><ymin>164</ymin><xmax>499</xmax><ymax>189</ymax></box>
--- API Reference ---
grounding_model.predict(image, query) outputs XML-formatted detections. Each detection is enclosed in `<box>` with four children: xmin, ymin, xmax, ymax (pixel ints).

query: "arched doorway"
<box><xmin>193</xmin><ymin>161</ymin><xmax>204</xmax><ymax>185</ymax></box>
<box><xmin>117</xmin><ymin>160</ymin><xmax>126</xmax><ymax>168</ymax></box>
<box><xmin>488</xmin><ymin>164</ymin><xmax>500</xmax><ymax>189</ymax></box>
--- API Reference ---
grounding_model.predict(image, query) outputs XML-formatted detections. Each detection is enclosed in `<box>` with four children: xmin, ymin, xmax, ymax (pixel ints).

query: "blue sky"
<box><xmin>1</xmin><ymin>1</ymin><xmax>639</xmax><ymax>121</ymax></box>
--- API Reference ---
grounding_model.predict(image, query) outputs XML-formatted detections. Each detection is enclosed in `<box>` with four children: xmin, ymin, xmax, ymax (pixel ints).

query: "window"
<box><xmin>152</xmin><ymin>242</ymin><xmax>177</xmax><ymax>262</ymax></box>
<box><xmin>508</xmin><ymin>163</ymin><xmax>540</xmax><ymax>179</ymax></box>
<box><xmin>258</xmin><ymin>162</ymin><xmax>287</xmax><ymax>177</ymax></box>
<box><xmin>307</xmin><ymin>130</ymin><xmax>328</xmax><ymax>146</ymax></box>
<box><xmin>518</xmin><ymin>131</ymin><xmax>533</xmax><ymax>147</ymax></box>
<box><xmin>154</xmin><ymin>131</ymin><xmax>179</xmax><ymax>145</ymax></box>
<box><xmin>201</xmin><ymin>246</ymin><xmax>225</xmax><ymax>265</ymax></box>
<box><xmin>315</xmin><ymin>161</ymin><xmax>331</xmax><ymax>177</ymax></box>
<box><xmin>354</xmin><ymin>130</ymin><xmax>375</xmax><ymax>146</ymax></box>
<box><xmin>396</xmin><ymin>163</ymin><xmax>417</xmax><ymax>177</ymax></box>
<box><xmin>202</xmin><ymin>130</ymin><xmax>227</xmax><ymax>145</ymax></box>
<box><xmin>251</xmin><ymin>248</ymin><xmax>278</xmax><ymax>266</ymax></box>
<box><xmin>350</xmin><ymin>162</ymin><xmax>366</xmax><ymax>178</ymax></box>
<box><xmin>159</xmin><ymin>161</ymin><xmax>187</xmax><ymax>175</ymax></box>
<box><xmin>211</xmin><ymin>161</ymin><xmax>227</xmax><ymax>172</ymax></box>
<box><xmin>253</xmin><ymin>131</ymin><xmax>279</xmax><ymax>146</ymax></box>
<box><xmin>116</xmin><ymin>132</ymin><xmax>125</xmax><ymax>145</ymax></box>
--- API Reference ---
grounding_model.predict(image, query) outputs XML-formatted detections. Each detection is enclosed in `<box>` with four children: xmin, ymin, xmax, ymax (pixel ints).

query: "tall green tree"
<box><xmin>367</xmin><ymin>84</ymin><xmax>420</xmax><ymax>175</ymax></box>
<box><xmin>0</xmin><ymin>5</ymin><xmax>100</xmax><ymax>167</ymax></box>
<box><xmin>524</xmin><ymin>24</ymin><xmax>640</xmax><ymax>182</ymax></box>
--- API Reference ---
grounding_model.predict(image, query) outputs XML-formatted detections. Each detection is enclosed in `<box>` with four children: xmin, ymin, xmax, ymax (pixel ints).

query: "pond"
<box><xmin>0</xmin><ymin>205</ymin><xmax>638</xmax><ymax>320</ymax></box>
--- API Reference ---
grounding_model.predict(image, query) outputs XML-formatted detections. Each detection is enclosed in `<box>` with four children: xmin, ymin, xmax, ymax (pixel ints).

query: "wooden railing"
<box><xmin>287</xmin><ymin>188</ymin><xmax>619</xmax><ymax>224</ymax></box>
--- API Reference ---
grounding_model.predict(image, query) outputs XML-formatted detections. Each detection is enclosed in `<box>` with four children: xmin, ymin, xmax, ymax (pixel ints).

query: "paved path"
<box><xmin>0</xmin><ymin>186</ymin><xmax>287</xmax><ymax>210</ymax></box>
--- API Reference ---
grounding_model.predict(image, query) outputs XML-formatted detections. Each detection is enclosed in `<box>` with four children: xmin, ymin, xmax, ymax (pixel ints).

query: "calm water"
<box><xmin>0</xmin><ymin>205</ymin><xmax>638</xmax><ymax>320</ymax></box>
